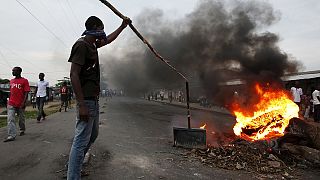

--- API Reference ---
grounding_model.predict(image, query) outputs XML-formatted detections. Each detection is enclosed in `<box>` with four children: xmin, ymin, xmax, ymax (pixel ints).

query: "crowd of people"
<box><xmin>147</xmin><ymin>90</ymin><xmax>185</xmax><ymax>103</ymax></box>
<box><xmin>3</xmin><ymin>69</ymin><xmax>74</xmax><ymax>143</ymax></box>
<box><xmin>290</xmin><ymin>81</ymin><xmax>320</xmax><ymax>122</ymax></box>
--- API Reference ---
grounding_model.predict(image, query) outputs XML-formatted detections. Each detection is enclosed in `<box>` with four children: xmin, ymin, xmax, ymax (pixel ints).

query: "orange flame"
<box><xmin>232</xmin><ymin>84</ymin><xmax>299</xmax><ymax>141</ymax></box>
<box><xmin>200</xmin><ymin>124</ymin><xmax>207</xmax><ymax>129</ymax></box>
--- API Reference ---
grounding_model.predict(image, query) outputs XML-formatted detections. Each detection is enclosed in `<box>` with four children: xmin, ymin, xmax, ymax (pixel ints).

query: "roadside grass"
<box><xmin>0</xmin><ymin>117</ymin><xmax>6</xmax><ymax>128</ymax></box>
<box><xmin>0</xmin><ymin>103</ymin><xmax>62</xmax><ymax>128</ymax></box>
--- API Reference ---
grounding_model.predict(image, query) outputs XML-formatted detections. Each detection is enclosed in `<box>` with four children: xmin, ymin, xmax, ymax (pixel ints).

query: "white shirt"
<box><xmin>290</xmin><ymin>87</ymin><xmax>303</xmax><ymax>103</ymax></box>
<box><xmin>312</xmin><ymin>90</ymin><xmax>320</xmax><ymax>105</ymax></box>
<box><xmin>36</xmin><ymin>80</ymin><xmax>49</xmax><ymax>97</ymax></box>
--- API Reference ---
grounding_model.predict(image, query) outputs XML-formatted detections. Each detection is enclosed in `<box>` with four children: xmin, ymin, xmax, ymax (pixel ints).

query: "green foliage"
<box><xmin>0</xmin><ymin>117</ymin><xmax>6</xmax><ymax>128</ymax></box>
<box><xmin>55</xmin><ymin>80</ymin><xmax>71</xmax><ymax>87</ymax></box>
<box><xmin>0</xmin><ymin>78</ymin><xmax>10</xmax><ymax>84</ymax></box>
<box><xmin>0</xmin><ymin>103</ymin><xmax>61</xmax><ymax>128</ymax></box>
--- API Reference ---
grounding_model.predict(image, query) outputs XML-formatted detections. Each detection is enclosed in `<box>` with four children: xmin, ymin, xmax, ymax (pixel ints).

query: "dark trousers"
<box><xmin>60</xmin><ymin>100</ymin><xmax>68</xmax><ymax>111</ymax></box>
<box><xmin>314</xmin><ymin>104</ymin><xmax>320</xmax><ymax>122</ymax></box>
<box><xmin>36</xmin><ymin>97</ymin><xmax>46</xmax><ymax>121</ymax></box>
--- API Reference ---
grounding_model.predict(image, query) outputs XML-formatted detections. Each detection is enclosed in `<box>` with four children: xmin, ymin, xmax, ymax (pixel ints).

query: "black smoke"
<box><xmin>101</xmin><ymin>0</ymin><xmax>301</xmax><ymax>104</ymax></box>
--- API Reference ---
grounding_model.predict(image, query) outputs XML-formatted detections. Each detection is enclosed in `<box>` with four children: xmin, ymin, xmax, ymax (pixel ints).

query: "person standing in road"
<box><xmin>59</xmin><ymin>81</ymin><xmax>69</xmax><ymax>112</ymax></box>
<box><xmin>312</xmin><ymin>86</ymin><xmax>320</xmax><ymax>122</ymax></box>
<box><xmin>31</xmin><ymin>95</ymin><xmax>36</xmax><ymax>109</ymax></box>
<box><xmin>4</xmin><ymin>67</ymin><xmax>30</xmax><ymax>142</ymax></box>
<box><xmin>35</xmin><ymin>73</ymin><xmax>49</xmax><ymax>123</ymax></box>
<box><xmin>290</xmin><ymin>81</ymin><xmax>303</xmax><ymax>107</ymax></box>
<box><xmin>67</xmin><ymin>16</ymin><xmax>131</xmax><ymax>179</ymax></box>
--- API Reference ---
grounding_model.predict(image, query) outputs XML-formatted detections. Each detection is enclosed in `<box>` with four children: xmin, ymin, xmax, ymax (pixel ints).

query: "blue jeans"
<box><xmin>36</xmin><ymin>97</ymin><xmax>46</xmax><ymax>121</ymax></box>
<box><xmin>67</xmin><ymin>100</ymin><xmax>99</xmax><ymax>180</ymax></box>
<box><xmin>7</xmin><ymin>105</ymin><xmax>25</xmax><ymax>138</ymax></box>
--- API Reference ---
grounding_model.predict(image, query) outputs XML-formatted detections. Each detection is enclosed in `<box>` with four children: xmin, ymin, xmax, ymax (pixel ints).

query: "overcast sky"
<box><xmin>0</xmin><ymin>0</ymin><xmax>319</xmax><ymax>85</ymax></box>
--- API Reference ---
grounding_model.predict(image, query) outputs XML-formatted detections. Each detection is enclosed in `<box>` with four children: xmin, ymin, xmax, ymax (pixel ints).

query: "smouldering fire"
<box><xmin>232</xmin><ymin>84</ymin><xmax>299</xmax><ymax>141</ymax></box>
<box><xmin>200</xmin><ymin>124</ymin><xmax>207</xmax><ymax>129</ymax></box>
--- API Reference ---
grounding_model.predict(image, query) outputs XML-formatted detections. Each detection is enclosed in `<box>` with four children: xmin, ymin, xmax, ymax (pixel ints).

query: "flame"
<box><xmin>232</xmin><ymin>84</ymin><xmax>299</xmax><ymax>141</ymax></box>
<box><xmin>200</xmin><ymin>124</ymin><xmax>207</xmax><ymax>129</ymax></box>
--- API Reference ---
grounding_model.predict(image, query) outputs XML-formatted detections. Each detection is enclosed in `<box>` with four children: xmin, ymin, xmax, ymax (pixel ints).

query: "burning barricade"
<box><xmin>232</xmin><ymin>83</ymin><xmax>299</xmax><ymax>141</ymax></box>
<box><xmin>189</xmin><ymin>83</ymin><xmax>320</xmax><ymax>177</ymax></box>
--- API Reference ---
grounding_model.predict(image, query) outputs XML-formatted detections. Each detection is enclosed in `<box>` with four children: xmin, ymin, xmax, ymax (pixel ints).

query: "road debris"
<box><xmin>189</xmin><ymin>138</ymin><xmax>320</xmax><ymax>176</ymax></box>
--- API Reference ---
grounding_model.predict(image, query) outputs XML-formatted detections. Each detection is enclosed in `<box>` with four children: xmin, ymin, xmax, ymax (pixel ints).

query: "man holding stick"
<box><xmin>67</xmin><ymin>16</ymin><xmax>131</xmax><ymax>179</ymax></box>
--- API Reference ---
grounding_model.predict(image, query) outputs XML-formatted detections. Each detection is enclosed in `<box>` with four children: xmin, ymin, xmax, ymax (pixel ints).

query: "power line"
<box><xmin>0</xmin><ymin>49</ymin><xmax>12</xmax><ymax>70</ymax></box>
<box><xmin>0</xmin><ymin>70</ymin><xmax>68</xmax><ymax>76</ymax></box>
<box><xmin>58</xmin><ymin>0</ymin><xmax>78</xmax><ymax>37</ymax></box>
<box><xmin>15</xmin><ymin>0</ymin><xmax>68</xmax><ymax>47</ymax></box>
<box><xmin>0</xmin><ymin>43</ymin><xmax>43</xmax><ymax>72</ymax></box>
<box><xmin>66</xmin><ymin>0</ymin><xmax>82</xmax><ymax>29</ymax></box>
<box><xmin>39</xmin><ymin>0</ymin><xmax>74</xmax><ymax>41</ymax></box>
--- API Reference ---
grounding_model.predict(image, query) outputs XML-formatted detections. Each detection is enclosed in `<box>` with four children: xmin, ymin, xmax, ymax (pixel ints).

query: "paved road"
<box><xmin>0</xmin><ymin>97</ymin><xmax>261</xmax><ymax>179</ymax></box>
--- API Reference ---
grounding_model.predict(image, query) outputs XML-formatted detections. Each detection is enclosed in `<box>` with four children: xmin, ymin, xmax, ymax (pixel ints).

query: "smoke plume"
<box><xmin>101</xmin><ymin>0</ymin><xmax>301</xmax><ymax>104</ymax></box>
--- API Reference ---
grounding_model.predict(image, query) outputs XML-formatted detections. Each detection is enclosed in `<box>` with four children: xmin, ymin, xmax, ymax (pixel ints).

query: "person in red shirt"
<box><xmin>59</xmin><ymin>81</ymin><xmax>69</xmax><ymax>112</ymax></box>
<box><xmin>4</xmin><ymin>67</ymin><xmax>30</xmax><ymax>142</ymax></box>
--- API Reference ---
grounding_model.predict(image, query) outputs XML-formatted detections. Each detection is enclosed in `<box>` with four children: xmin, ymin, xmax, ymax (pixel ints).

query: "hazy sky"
<box><xmin>0</xmin><ymin>0</ymin><xmax>319</xmax><ymax>85</ymax></box>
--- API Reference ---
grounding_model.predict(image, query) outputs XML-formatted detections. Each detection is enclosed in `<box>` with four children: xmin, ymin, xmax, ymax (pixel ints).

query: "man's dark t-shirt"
<box><xmin>68</xmin><ymin>37</ymin><xmax>100</xmax><ymax>98</ymax></box>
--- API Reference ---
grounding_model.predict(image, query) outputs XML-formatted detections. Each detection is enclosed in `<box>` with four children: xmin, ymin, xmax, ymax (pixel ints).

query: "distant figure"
<box><xmin>59</xmin><ymin>82</ymin><xmax>68</xmax><ymax>112</ymax></box>
<box><xmin>35</xmin><ymin>73</ymin><xmax>49</xmax><ymax>122</ymax></box>
<box><xmin>290</xmin><ymin>81</ymin><xmax>303</xmax><ymax>108</ymax></box>
<box><xmin>178</xmin><ymin>90</ymin><xmax>182</xmax><ymax>103</ymax></box>
<box><xmin>312</xmin><ymin>86</ymin><xmax>320</xmax><ymax>122</ymax></box>
<box><xmin>31</xmin><ymin>95</ymin><xmax>36</xmax><ymax>108</ymax></box>
<box><xmin>160</xmin><ymin>90</ymin><xmax>164</xmax><ymax>101</ymax></box>
<box><xmin>4</xmin><ymin>67</ymin><xmax>30</xmax><ymax>142</ymax></box>
<box><xmin>303</xmin><ymin>90</ymin><xmax>313</xmax><ymax>120</ymax></box>
<box><xmin>168</xmin><ymin>91</ymin><xmax>173</xmax><ymax>103</ymax></box>
<box><xmin>45</xmin><ymin>96</ymin><xmax>49</xmax><ymax>105</ymax></box>
<box><xmin>68</xmin><ymin>83</ymin><xmax>73</xmax><ymax>109</ymax></box>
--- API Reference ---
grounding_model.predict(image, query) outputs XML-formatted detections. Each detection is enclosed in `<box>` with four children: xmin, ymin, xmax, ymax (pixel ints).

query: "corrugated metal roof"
<box><xmin>219</xmin><ymin>79</ymin><xmax>244</xmax><ymax>86</ymax></box>
<box><xmin>282</xmin><ymin>70</ymin><xmax>320</xmax><ymax>81</ymax></box>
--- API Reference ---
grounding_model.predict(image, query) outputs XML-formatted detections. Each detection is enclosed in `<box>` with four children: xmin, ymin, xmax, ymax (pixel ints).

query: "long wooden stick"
<box><xmin>98</xmin><ymin>0</ymin><xmax>188</xmax><ymax>81</ymax></box>
<box><xmin>98</xmin><ymin>0</ymin><xmax>192</xmax><ymax>128</ymax></box>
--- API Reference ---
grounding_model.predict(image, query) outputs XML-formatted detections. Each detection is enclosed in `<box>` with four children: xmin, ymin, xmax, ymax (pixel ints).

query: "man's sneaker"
<box><xmin>37</xmin><ymin>120</ymin><xmax>41</xmax><ymax>123</ymax></box>
<box><xmin>3</xmin><ymin>136</ymin><xmax>15</xmax><ymax>142</ymax></box>
<box><xmin>19</xmin><ymin>131</ymin><xmax>25</xmax><ymax>136</ymax></box>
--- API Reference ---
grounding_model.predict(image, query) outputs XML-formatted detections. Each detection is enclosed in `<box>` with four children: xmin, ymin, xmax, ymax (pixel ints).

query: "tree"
<box><xmin>0</xmin><ymin>78</ymin><xmax>10</xmax><ymax>84</ymax></box>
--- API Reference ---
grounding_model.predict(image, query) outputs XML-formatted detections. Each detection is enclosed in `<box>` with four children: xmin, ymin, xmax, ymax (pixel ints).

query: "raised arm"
<box><xmin>97</xmin><ymin>18</ymin><xmax>131</xmax><ymax>48</ymax></box>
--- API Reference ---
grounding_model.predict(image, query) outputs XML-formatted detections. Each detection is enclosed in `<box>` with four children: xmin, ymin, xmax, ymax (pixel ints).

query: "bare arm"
<box><xmin>21</xmin><ymin>92</ymin><xmax>28</xmax><ymax>109</ymax></box>
<box><xmin>70</xmin><ymin>63</ymin><xmax>84</xmax><ymax>103</ymax></box>
<box><xmin>97</xmin><ymin>18</ymin><xmax>131</xmax><ymax>48</ymax></box>
<box><xmin>34</xmin><ymin>87</ymin><xmax>38</xmax><ymax>97</ymax></box>
<box><xmin>46</xmin><ymin>87</ymin><xmax>49</xmax><ymax>97</ymax></box>
<box><xmin>70</xmin><ymin>62</ymin><xmax>89</xmax><ymax>121</ymax></box>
